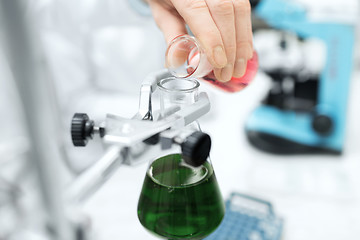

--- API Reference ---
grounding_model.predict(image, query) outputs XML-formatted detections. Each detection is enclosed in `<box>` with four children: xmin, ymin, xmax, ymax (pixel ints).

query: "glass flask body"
<box><xmin>165</xmin><ymin>35</ymin><xmax>258</xmax><ymax>93</ymax></box>
<box><xmin>137</xmin><ymin>77</ymin><xmax>224</xmax><ymax>239</ymax></box>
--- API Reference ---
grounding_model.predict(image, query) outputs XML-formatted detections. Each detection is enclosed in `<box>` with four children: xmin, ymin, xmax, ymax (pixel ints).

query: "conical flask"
<box><xmin>137</xmin><ymin>77</ymin><xmax>225</xmax><ymax>239</ymax></box>
<box><xmin>165</xmin><ymin>34</ymin><xmax>258</xmax><ymax>93</ymax></box>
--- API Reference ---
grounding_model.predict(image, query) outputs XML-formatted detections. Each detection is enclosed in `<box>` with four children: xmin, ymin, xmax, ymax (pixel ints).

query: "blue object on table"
<box><xmin>205</xmin><ymin>192</ymin><xmax>283</xmax><ymax>240</ymax></box>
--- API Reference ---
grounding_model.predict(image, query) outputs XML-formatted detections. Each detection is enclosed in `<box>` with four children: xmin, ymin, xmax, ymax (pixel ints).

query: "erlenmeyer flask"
<box><xmin>165</xmin><ymin>34</ymin><xmax>258</xmax><ymax>93</ymax></box>
<box><xmin>137</xmin><ymin>77</ymin><xmax>225</xmax><ymax>239</ymax></box>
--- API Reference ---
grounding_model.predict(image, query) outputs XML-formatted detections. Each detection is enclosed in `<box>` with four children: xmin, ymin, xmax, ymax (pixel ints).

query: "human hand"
<box><xmin>146</xmin><ymin>0</ymin><xmax>253</xmax><ymax>82</ymax></box>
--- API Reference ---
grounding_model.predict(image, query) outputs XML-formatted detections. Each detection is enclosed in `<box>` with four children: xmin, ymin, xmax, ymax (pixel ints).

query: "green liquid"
<box><xmin>137</xmin><ymin>154</ymin><xmax>224</xmax><ymax>239</ymax></box>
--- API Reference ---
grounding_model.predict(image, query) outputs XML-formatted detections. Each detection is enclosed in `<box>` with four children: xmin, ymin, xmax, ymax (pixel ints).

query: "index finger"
<box><xmin>171</xmin><ymin>0</ymin><xmax>228</xmax><ymax>68</ymax></box>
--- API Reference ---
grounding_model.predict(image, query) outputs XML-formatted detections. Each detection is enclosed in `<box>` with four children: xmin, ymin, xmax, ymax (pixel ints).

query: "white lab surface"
<box><xmin>1</xmin><ymin>0</ymin><xmax>360</xmax><ymax>239</ymax></box>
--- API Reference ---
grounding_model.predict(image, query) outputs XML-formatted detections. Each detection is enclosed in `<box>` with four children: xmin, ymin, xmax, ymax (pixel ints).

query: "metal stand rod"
<box><xmin>67</xmin><ymin>146</ymin><xmax>124</xmax><ymax>203</ymax></box>
<box><xmin>0</xmin><ymin>1</ymin><xmax>73</xmax><ymax>239</ymax></box>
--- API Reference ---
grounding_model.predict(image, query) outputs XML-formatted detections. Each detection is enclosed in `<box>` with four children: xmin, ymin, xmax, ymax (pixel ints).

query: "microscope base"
<box><xmin>246</xmin><ymin>130</ymin><xmax>341</xmax><ymax>155</ymax></box>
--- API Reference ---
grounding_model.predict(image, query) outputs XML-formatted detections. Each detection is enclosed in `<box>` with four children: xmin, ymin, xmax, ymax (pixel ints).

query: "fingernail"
<box><xmin>248</xmin><ymin>48</ymin><xmax>254</xmax><ymax>59</ymax></box>
<box><xmin>220</xmin><ymin>63</ymin><xmax>233</xmax><ymax>82</ymax></box>
<box><xmin>213</xmin><ymin>46</ymin><xmax>227</xmax><ymax>68</ymax></box>
<box><xmin>233</xmin><ymin>58</ymin><xmax>247</xmax><ymax>78</ymax></box>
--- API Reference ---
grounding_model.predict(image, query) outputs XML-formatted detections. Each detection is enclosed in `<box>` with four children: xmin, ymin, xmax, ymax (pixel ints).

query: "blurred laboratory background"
<box><xmin>1</xmin><ymin>0</ymin><xmax>360</xmax><ymax>239</ymax></box>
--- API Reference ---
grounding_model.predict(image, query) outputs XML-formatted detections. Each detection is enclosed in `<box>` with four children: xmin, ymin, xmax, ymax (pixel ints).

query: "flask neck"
<box><xmin>158</xmin><ymin>77</ymin><xmax>200</xmax><ymax>116</ymax></box>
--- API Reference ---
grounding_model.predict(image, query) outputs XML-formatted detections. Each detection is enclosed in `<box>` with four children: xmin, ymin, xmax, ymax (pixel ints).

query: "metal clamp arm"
<box><xmin>104</xmin><ymin>92</ymin><xmax>210</xmax><ymax>146</ymax></box>
<box><xmin>66</xmin><ymin>146</ymin><xmax>124</xmax><ymax>203</ymax></box>
<box><xmin>133</xmin><ymin>69</ymin><xmax>171</xmax><ymax>120</ymax></box>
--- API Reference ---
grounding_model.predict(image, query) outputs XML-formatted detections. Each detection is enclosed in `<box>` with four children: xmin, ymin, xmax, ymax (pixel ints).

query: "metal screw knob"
<box><xmin>71</xmin><ymin>113</ymin><xmax>94</xmax><ymax>147</ymax></box>
<box><xmin>312</xmin><ymin>114</ymin><xmax>333</xmax><ymax>136</ymax></box>
<box><xmin>181</xmin><ymin>131</ymin><xmax>211</xmax><ymax>167</ymax></box>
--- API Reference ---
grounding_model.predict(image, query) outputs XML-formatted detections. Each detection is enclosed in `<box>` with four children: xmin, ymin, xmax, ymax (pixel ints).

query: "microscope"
<box><xmin>246</xmin><ymin>0</ymin><xmax>358</xmax><ymax>154</ymax></box>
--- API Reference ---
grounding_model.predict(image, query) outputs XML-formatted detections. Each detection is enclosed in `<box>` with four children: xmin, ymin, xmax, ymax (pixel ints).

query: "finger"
<box><xmin>171</xmin><ymin>0</ymin><xmax>228</xmax><ymax>68</ymax></box>
<box><xmin>213</xmin><ymin>68</ymin><xmax>222</xmax><ymax>82</ymax></box>
<box><xmin>233</xmin><ymin>0</ymin><xmax>253</xmax><ymax>78</ymax></box>
<box><xmin>206</xmin><ymin>0</ymin><xmax>236</xmax><ymax>82</ymax></box>
<box><xmin>149</xmin><ymin>1</ymin><xmax>187</xmax><ymax>44</ymax></box>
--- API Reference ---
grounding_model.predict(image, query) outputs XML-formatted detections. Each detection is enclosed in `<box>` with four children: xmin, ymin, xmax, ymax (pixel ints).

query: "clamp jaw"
<box><xmin>71</xmin><ymin>70</ymin><xmax>211</xmax><ymax>167</ymax></box>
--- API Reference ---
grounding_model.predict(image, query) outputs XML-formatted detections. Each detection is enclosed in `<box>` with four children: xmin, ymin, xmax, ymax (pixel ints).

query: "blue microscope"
<box><xmin>246</xmin><ymin>0</ymin><xmax>357</xmax><ymax>154</ymax></box>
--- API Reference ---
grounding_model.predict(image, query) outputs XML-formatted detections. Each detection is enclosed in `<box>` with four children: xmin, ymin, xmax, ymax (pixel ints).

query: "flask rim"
<box><xmin>165</xmin><ymin>34</ymin><xmax>203</xmax><ymax>78</ymax></box>
<box><xmin>157</xmin><ymin>77</ymin><xmax>200</xmax><ymax>93</ymax></box>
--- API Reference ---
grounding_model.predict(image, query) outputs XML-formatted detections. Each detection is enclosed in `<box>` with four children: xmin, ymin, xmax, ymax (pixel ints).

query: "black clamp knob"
<box><xmin>312</xmin><ymin>114</ymin><xmax>333</xmax><ymax>136</ymax></box>
<box><xmin>71</xmin><ymin>113</ymin><xmax>94</xmax><ymax>147</ymax></box>
<box><xmin>181</xmin><ymin>131</ymin><xmax>211</xmax><ymax>167</ymax></box>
